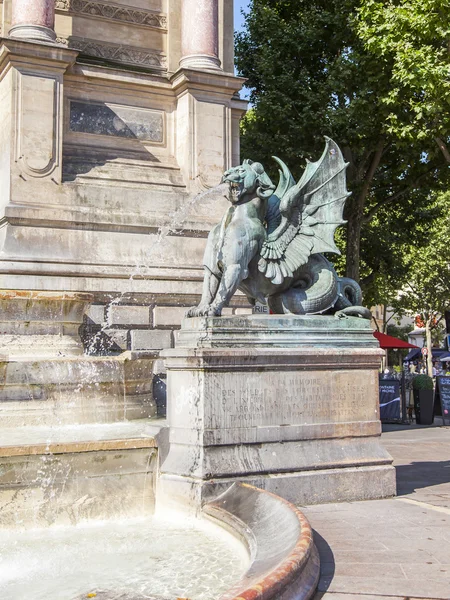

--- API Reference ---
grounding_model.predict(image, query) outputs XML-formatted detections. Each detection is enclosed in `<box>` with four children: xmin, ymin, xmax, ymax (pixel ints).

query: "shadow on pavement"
<box><xmin>312</xmin><ymin>530</ymin><xmax>335</xmax><ymax>590</ymax></box>
<box><xmin>395</xmin><ymin>460</ymin><xmax>450</xmax><ymax>495</ymax></box>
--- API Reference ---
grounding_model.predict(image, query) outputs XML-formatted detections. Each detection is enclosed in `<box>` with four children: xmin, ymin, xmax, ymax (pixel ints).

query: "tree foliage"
<box><xmin>389</xmin><ymin>192</ymin><xmax>450</xmax><ymax>375</ymax></box>
<box><xmin>235</xmin><ymin>0</ymin><xmax>450</xmax><ymax>291</ymax></box>
<box><xmin>357</xmin><ymin>0</ymin><xmax>450</xmax><ymax>159</ymax></box>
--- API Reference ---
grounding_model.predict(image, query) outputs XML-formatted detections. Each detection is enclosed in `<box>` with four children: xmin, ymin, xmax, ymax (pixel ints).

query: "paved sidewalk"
<box><xmin>302</xmin><ymin>424</ymin><xmax>450</xmax><ymax>600</ymax></box>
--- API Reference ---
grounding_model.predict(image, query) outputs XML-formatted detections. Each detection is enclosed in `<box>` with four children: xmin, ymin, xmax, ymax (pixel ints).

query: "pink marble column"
<box><xmin>9</xmin><ymin>0</ymin><xmax>56</xmax><ymax>42</ymax></box>
<box><xmin>180</xmin><ymin>0</ymin><xmax>221</xmax><ymax>71</ymax></box>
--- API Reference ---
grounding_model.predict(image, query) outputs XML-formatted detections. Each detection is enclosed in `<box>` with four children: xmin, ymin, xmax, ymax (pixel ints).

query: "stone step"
<box><xmin>0</xmin><ymin>355</ymin><xmax>157</xmax><ymax>427</ymax></box>
<box><xmin>0</xmin><ymin>417</ymin><xmax>166</xmax><ymax>451</ymax></box>
<box><xmin>0</xmin><ymin>419</ymin><xmax>167</xmax><ymax>529</ymax></box>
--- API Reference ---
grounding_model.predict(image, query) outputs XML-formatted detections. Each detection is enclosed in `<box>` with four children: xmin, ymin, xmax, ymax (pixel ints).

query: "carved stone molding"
<box><xmin>14</xmin><ymin>71</ymin><xmax>61</xmax><ymax>179</ymax></box>
<box><xmin>55</xmin><ymin>0</ymin><xmax>167</xmax><ymax>30</ymax></box>
<box><xmin>59</xmin><ymin>37</ymin><xmax>167</xmax><ymax>72</ymax></box>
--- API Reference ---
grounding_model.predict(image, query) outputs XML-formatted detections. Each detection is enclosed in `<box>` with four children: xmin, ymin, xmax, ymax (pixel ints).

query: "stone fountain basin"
<box><xmin>207</xmin><ymin>483</ymin><xmax>320</xmax><ymax>600</ymax></box>
<box><xmin>0</xmin><ymin>481</ymin><xmax>319</xmax><ymax>600</ymax></box>
<box><xmin>71</xmin><ymin>483</ymin><xmax>320</xmax><ymax>600</ymax></box>
<box><xmin>74</xmin><ymin>483</ymin><xmax>320</xmax><ymax>600</ymax></box>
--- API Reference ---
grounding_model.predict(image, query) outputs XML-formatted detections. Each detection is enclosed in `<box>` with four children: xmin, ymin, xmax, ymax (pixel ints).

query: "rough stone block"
<box><xmin>131</xmin><ymin>329</ymin><xmax>172</xmax><ymax>351</ymax></box>
<box><xmin>0</xmin><ymin>447</ymin><xmax>157</xmax><ymax>528</ymax></box>
<box><xmin>0</xmin><ymin>355</ymin><xmax>156</xmax><ymax>427</ymax></box>
<box><xmin>153</xmin><ymin>306</ymin><xmax>186</xmax><ymax>327</ymax></box>
<box><xmin>85</xmin><ymin>304</ymin><xmax>106</xmax><ymax>324</ymax></box>
<box><xmin>106</xmin><ymin>305</ymin><xmax>150</xmax><ymax>326</ymax></box>
<box><xmin>103</xmin><ymin>328</ymin><xmax>128</xmax><ymax>351</ymax></box>
<box><xmin>234</xmin><ymin>308</ymin><xmax>253</xmax><ymax>315</ymax></box>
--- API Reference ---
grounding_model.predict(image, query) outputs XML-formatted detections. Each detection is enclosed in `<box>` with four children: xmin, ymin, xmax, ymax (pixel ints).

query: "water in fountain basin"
<box><xmin>0</xmin><ymin>185</ymin><xmax>239</xmax><ymax>596</ymax></box>
<box><xmin>0</xmin><ymin>513</ymin><xmax>249</xmax><ymax>600</ymax></box>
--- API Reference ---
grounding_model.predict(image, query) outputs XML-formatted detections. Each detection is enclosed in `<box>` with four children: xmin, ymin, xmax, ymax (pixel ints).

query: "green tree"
<box><xmin>386</xmin><ymin>323</ymin><xmax>414</xmax><ymax>367</ymax></box>
<box><xmin>235</xmin><ymin>0</ymin><xmax>449</xmax><ymax>289</ymax></box>
<box><xmin>357</xmin><ymin>0</ymin><xmax>450</xmax><ymax>162</ymax></box>
<box><xmin>390</xmin><ymin>193</ymin><xmax>450</xmax><ymax>377</ymax></box>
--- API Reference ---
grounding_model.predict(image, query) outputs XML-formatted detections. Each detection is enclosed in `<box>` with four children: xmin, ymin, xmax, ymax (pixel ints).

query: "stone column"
<box><xmin>9</xmin><ymin>0</ymin><xmax>56</xmax><ymax>42</ymax></box>
<box><xmin>180</xmin><ymin>0</ymin><xmax>221</xmax><ymax>70</ymax></box>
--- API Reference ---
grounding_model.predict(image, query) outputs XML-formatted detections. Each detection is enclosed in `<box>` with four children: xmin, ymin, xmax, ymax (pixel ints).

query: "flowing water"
<box><xmin>0</xmin><ymin>514</ymin><xmax>248</xmax><ymax>600</ymax></box>
<box><xmin>1</xmin><ymin>185</ymin><xmax>243</xmax><ymax>598</ymax></box>
<box><xmin>86</xmin><ymin>183</ymin><xmax>228</xmax><ymax>355</ymax></box>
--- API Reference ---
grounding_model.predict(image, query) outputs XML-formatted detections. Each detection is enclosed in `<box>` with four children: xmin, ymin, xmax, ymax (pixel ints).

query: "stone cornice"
<box><xmin>55</xmin><ymin>0</ymin><xmax>167</xmax><ymax>30</ymax></box>
<box><xmin>0</xmin><ymin>38</ymin><xmax>78</xmax><ymax>81</ymax></box>
<box><xmin>171</xmin><ymin>68</ymin><xmax>246</xmax><ymax>96</ymax></box>
<box><xmin>57</xmin><ymin>36</ymin><xmax>166</xmax><ymax>72</ymax></box>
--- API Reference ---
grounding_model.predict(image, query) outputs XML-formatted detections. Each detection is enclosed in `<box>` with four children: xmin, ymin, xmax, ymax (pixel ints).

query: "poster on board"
<box><xmin>379</xmin><ymin>378</ymin><xmax>401</xmax><ymax>421</ymax></box>
<box><xmin>435</xmin><ymin>377</ymin><xmax>450</xmax><ymax>425</ymax></box>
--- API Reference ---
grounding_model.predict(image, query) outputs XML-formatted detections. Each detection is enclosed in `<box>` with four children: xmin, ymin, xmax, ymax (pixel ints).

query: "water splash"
<box><xmin>86</xmin><ymin>184</ymin><xmax>228</xmax><ymax>356</ymax></box>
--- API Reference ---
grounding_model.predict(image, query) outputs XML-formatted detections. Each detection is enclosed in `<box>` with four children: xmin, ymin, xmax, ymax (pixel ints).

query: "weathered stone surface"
<box><xmin>0</xmin><ymin>446</ymin><xmax>156</xmax><ymax>528</ymax></box>
<box><xmin>159</xmin><ymin>315</ymin><xmax>396</xmax><ymax>510</ymax></box>
<box><xmin>234</xmin><ymin>308</ymin><xmax>254</xmax><ymax>315</ymax></box>
<box><xmin>131</xmin><ymin>329</ymin><xmax>172</xmax><ymax>351</ymax></box>
<box><xmin>101</xmin><ymin>328</ymin><xmax>129</xmax><ymax>351</ymax></box>
<box><xmin>205</xmin><ymin>483</ymin><xmax>320</xmax><ymax>600</ymax></box>
<box><xmin>107</xmin><ymin>305</ymin><xmax>151</xmax><ymax>326</ymax></box>
<box><xmin>0</xmin><ymin>28</ymin><xmax>246</xmax><ymax>298</ymax></box>
<box><xmin>177</xmin><ymin>313</ymin><xmax>379</xmax><ymax>348</ymax></box>
<box><xmin>55</xmin><ymin>0</ymin><xmax>167</xmax><ymax>30</ymax></box>
<box><xmin>153</xmin><ymin>306</ymin><xmax>187</xmax><ymax>327</ymax></box>
<box><xmin>0</xmin><ymin>291</ymin><xmax>93</xmax><ymax>358</ymax></box>
<box><xmin>0</xmin><ymin>355</ymin><xmax>156</xmax><ymax>427</ymax></box>
<box><xmin>69</xmin><ymin>101</ymin><xmax>164</xmax><ymax>143</ymax></box>
<box><xmin>85</xmin><ymin>303</ymin><xmax>106</xmax><ymax>324</ymax></box>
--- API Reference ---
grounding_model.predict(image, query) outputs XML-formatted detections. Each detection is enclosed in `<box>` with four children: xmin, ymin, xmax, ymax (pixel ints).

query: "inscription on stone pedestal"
<box><xmin>206</xmin><ymin>370</ymin><xmax>375</xmax><ymax>429</ymax></box>
<box><xmin>69</xmin><ymin>101</ymin><xmax>164</xmax><ymax>143</ymax></box>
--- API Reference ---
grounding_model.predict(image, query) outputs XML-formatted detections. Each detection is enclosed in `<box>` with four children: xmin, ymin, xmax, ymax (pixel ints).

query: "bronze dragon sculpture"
<box><xmin>187</xmin><ymin>137</ymin><xmax>370</xmax><ymax>319</ymax></box>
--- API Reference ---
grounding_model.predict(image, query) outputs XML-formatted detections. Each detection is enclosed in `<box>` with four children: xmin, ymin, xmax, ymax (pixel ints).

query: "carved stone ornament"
<box><xmin>14</xmin><ymin>71</ymin><xmax>60</xmax><ymax>180</ymax></box>
<box><xmin>59</xmin><ymin>37</ymin><xmax>167</xmax><ymax>71</ymax></box>
<box><xmin>187</xmin><ymin>138</ymin><xmax>371</xmax><ymax>320</ymax></box>
<box><xmin>55</xmin><ymin>0</ymin><xmax>167</xmax><ymax>29</ymax></box>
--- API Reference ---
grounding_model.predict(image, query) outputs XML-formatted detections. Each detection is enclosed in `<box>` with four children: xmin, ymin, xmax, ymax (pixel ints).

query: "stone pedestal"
<box><xmin>159</xmin><ymin>315</ymin><xmax>396</xmax><ymax>511</ymax></box>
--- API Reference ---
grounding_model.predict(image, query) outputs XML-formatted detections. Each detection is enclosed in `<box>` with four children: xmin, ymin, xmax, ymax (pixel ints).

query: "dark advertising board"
<box><xmin>379</xmin><ymin>378</ymin><xmax>401</xmax><ymax>421</ymax></box>
<box><xmin>435</xmin><ymin>376</ymin><xmax>450</xmax><ymax>425</ymax></box>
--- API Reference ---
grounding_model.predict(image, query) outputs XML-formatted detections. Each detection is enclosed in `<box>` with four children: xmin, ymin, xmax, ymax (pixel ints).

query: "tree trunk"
<box><xmin>345</xmin><ymin>140</ymin><xmax>384</xmax><ymax>283</ymax></box>
<box><xmin>425</xmin><ymin>317</ymin><xmax>433</xmax><ymax>378</ymax></box>
<box><xmin>345</xmin><ymin>210</ymin><xmax>363</xmax><ymax>282</ymax></box>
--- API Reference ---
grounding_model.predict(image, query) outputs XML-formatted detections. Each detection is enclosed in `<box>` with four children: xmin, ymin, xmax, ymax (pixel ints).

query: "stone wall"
<box><xmin>0</xmin><ymin>0</ymin><xmax>247</xmax><ymax>353</ymax></box>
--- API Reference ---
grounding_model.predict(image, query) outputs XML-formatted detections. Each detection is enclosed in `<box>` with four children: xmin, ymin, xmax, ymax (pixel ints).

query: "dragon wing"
<box><xmin>259</xmin><ymin>137</ymin><xmax>350</xmax><ymax>285</ymax></box>
<box><xmin>265</xmin><ymin>156</ymin><xmax>296</xmax><ymax>235</ymax></box>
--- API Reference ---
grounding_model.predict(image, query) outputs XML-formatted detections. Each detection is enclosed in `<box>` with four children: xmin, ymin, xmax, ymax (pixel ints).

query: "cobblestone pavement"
<box><xmin>303</xmin><ymin>424</ymin><xmax>450</xmax><ymax>600</ymax></box>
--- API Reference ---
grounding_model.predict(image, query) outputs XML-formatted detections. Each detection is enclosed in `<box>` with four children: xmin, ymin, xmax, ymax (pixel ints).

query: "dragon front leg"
<box><xmin>208</xmin><ymin>263</ymin><xmax>247</xmax><ymax>316</ymax></box>
<box><xmin>186</xmin><ymin>265</ymin><xmax>221</xmax><ymax>317</ymax></box>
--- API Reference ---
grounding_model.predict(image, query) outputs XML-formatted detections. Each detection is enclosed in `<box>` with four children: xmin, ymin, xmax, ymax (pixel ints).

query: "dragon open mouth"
<box><xmin>228</xmin><ymin>181</ymin><xmax>244</xmax><ymax>203</ymax></box>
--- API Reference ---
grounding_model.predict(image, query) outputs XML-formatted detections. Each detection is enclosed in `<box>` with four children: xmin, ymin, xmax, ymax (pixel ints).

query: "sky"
<box><xmin>233</xmin><ymin>1</ymin><xmax>251</xmax><ymax>99</ymax></box>
<box><xmin>234</xmin><ymin>0</ymin><xmax>250</xmax><ymax>33</ymax></box>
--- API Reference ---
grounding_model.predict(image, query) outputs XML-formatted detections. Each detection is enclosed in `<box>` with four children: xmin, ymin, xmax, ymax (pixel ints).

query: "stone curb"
<box><xmin>204</xmin><ymin>482</ymin><xmax>320</xmax><ymax>600</ymax></box>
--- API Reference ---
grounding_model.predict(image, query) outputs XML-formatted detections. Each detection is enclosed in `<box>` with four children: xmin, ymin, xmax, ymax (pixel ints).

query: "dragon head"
<box><xmin>222</xmin><ymin>159</ymin><xmax>275</xmax><ymax>204</ymax></box>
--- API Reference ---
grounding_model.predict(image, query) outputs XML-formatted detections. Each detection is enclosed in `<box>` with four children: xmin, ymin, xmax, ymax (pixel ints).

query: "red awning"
<box><xmin>373</xmin><ymin>331</ymin><xmax>419</xmax><ymax>350</ymax></box>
